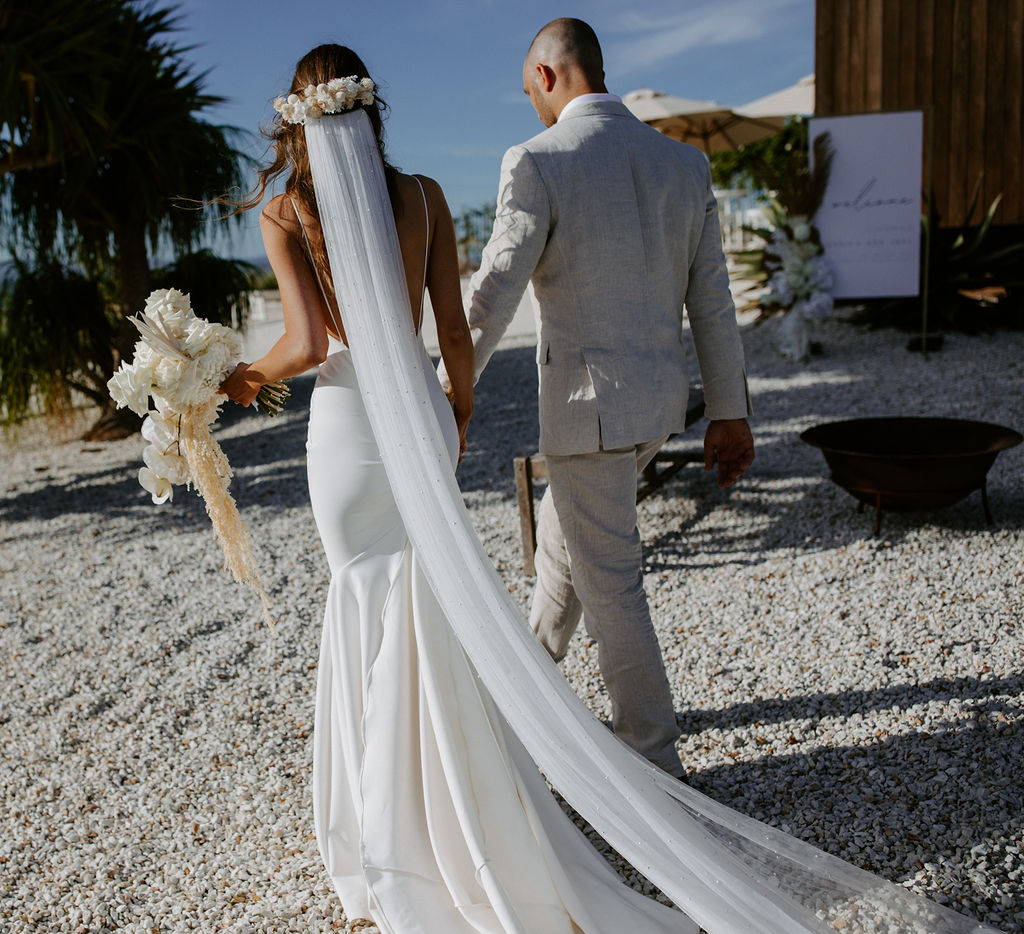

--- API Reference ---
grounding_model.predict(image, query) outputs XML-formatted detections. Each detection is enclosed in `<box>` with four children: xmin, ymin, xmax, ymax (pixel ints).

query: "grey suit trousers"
<box><xmin>528</xmin><ymin>436</ymin><xmax>684</xmax><ymax>777</ymax></box>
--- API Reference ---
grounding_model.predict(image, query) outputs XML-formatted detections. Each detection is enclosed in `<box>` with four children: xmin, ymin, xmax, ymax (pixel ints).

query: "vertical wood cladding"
<box><xmin>815</xmin><ymin>0</ymin><xmax>1024</xmax><ymax>226</ymax></box>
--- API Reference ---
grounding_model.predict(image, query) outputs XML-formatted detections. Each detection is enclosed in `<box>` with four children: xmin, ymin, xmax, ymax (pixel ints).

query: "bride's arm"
<box><xmin>422</xmin><ymin>178</ymin><xmax>474</xmax><ymax>458</ymax></box>
<box><xmin>219</xmin><ymin>205</ymin><xmax>330</xmax><ymax>406</ymax></box>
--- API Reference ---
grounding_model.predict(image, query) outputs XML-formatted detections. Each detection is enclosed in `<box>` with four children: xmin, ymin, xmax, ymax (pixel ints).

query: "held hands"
<box><xmin>703</xmin><ymin>418</ymin><xmax>755</xmax><ymax>488</ymax></box>
<box><xmin>218</xmin><ymin>362</ymin><xmax>263</xmax><ymax>407</ymax></box>
<box><xmin>446</xmin><ymin>385</ymin><xmax>472</xmax><ymax>463</ymax></box>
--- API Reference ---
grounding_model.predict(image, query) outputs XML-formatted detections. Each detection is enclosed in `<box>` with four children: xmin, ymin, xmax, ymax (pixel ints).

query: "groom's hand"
<box><xmin>703</xmin><ymin>419</ymin><xmax>754</xmax><ymax>488</ymax></box>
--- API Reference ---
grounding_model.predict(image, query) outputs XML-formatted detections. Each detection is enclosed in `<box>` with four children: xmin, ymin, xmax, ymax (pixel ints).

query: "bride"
<box><xmin>219</xmin><ymin>43</ymin><xmax>997</xmax><ymax>934</ymax></box>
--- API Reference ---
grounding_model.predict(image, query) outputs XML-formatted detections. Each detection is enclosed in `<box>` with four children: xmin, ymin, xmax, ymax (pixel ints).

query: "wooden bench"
<box><xmin>513</xmin><ymin>387</ymin><xmax>706</xmax><ymax>575</ymax></box>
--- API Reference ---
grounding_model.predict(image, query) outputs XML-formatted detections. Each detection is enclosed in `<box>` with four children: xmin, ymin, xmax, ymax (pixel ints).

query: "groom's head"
<box><xmin>524</xmin><ymin>18</ymin><xmax>607</xmax><ymax>127</ymax></box>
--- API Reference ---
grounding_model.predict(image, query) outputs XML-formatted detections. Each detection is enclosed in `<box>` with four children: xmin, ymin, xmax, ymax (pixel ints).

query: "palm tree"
<box><xmin>1</xmin><ymin>0</ymin><xmax>256</xmax><ymax>439</ymax></box>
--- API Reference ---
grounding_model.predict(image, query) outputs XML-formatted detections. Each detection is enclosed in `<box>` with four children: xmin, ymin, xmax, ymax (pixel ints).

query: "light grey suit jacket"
<box><xmin>449</xmin><ymin>99</ymin><xmax>752</xmax><ymax>456</ymax></box>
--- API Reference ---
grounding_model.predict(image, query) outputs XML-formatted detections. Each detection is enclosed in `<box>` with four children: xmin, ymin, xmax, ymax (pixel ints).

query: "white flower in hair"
<box><xmin>273</xmin><ymin>75</ymin><xmax>376</xmax><ymax>125</ymax></box>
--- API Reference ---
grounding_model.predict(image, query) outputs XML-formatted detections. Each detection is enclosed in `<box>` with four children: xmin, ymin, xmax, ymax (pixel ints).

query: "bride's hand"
<box><xmin>218</xmin><ymin>362</ymin><xmax>262</xmax><ymax>407</ymax></box>
<box><xmin>454</xmin><ymin>401</ymin><xmax>472</xmax><ymax>463</ymax></box>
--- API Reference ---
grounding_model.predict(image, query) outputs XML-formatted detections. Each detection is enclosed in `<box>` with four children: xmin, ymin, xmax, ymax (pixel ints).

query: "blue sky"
<box><xmin>176</xmin><ymin>0</ymin><xmax>813</xmax><ymax>260</ymax></box>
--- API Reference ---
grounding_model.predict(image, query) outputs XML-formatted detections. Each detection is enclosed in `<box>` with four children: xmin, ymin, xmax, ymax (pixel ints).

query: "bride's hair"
<box><xmin>222</xmin><ymin>44</ymin><xmax>399</xmax><ymax>306</ymax></box>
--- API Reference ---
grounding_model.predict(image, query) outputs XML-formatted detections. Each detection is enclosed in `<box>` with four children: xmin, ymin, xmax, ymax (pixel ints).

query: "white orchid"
<box><xmin>138</xmin><ymin>466</ymin><xmax>173</xmax><ymax>505</ymax></box>
<box><xmin>143</xmin><ymin>442</ymin><xmax>190</xmax><ymax>486</ymax></box>
<box><xmin>142</xmin><ymin>411</ymin><xmax>179</xmax><ymax>451</ymax></box>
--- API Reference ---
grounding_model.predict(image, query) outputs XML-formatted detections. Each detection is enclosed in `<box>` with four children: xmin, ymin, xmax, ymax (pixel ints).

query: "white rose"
<box><xmin>767</xmin><ymin>270</ymin><xmax>794</xmax><ymax>308</ymax></box>
<box><xmin>107</xmin><ymin>362</ymin><xmax>153</xmax><ymax>416</ymax></box>
<box><xmin>144</xmin><ymin>288</ymin><xmax>192</xmax><ymax>326</ymax></box>
<box><xmin>360</xmin><ymin>77</ymin><xmax>374</xmax><ymax>90</ymax></box>
<box><xmin>182</xmin><ymin>317</ymin><xmax>231</xmax><ymax>356</ymax></box>
<box><xmin>155</xmin><ymin>355</ymin><xmax>189</xmax><ymax>395</ymax></box>
<box><xmin>803</xmin><ymin>290</ymin><xmax>834</xmax><ymax>320</ymax></box>
<box><xmin>792</xmin><ymin>221</ymin><xmax>811</xmax><ymax>242</ymax></box>
<box><xmin>808</xmin><ymin>255</ymin><xmax>835</xmax><ymax>293</ymax></box>
<box><xmin>143</xmin><ymin>442</ymin><xmax>189</xmax><ymax>486</ymax></box>
<box><xmin>138</xmin><ymin>466</ymin><xmax>173</xmax><ymax>505</ymax></box>
<box><xmin>132</xmin><ymin>339</ymin><xmax>157</xmax><ymax>369</ymax></box>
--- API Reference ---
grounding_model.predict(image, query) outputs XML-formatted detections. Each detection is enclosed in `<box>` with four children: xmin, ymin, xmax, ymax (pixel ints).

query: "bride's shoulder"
<box><xmin>260</xmin><ymin>193</ymin><xmax>302</xmax><ymax>234</ymax></box>
<box><xmin>399</xmin><ymin>173</ymin><xmax>450</xmax><ymax>215</ymax></box>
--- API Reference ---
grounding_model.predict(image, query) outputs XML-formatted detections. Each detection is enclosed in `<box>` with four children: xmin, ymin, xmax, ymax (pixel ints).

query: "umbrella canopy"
<box><xmin>622</xmin><ymin>87</ymin><xmax>785</xmax><ymax>154</ymax></box>
<box><xmin>736</xmin><ymin>74</ymin><xmax>815</xmax><ymax>119</ymax></box>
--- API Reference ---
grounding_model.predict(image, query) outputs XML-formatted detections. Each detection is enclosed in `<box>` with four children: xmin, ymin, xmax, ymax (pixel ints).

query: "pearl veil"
<box><xmin>302</xmin><ymin>108</ymin><xmax>997</xmax><ymax>934</ymax></box>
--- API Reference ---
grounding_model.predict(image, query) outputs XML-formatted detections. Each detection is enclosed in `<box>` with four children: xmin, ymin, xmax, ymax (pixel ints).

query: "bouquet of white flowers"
<box><xmin>107</xmin><ymin>288</ymin><xmax>287</xmax><ymax>625</ymax></box>
<box><xmin>758</xmin><ymin>210</ymin><xmax>836</xmax><ymax>362</ymax></box>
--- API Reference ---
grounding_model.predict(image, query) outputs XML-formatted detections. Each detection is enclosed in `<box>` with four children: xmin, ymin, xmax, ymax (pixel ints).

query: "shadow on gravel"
<box><xmin>461</xmin><ymin>337</ymin><xmax>1023</xmax><ymax>562</ymax></box>
<box><xmin>641</xmin><ymin>478</ymin><xmax>1015</xmax><ymax>571</ymax></box>
<box><xmin>688</xmin><ymin>718</ymin><xmax>1022</xmax><ymax>895</ymax></box>
<box><xmin>676</xmin><ymin>672</ymin><xmax>1024</xmax><ymax>735</ymax></box>
<box><xmin>677</xmin><ymin>670</ymin><xmax>1022</xmax><ymax>925</ymax></box>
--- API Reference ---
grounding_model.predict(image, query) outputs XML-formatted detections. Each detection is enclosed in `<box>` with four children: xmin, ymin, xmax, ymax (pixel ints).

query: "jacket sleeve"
<box><xmin>683</xmin><ymin>161</ymin><xmax>754</xmax><ymax>421</ymax></box>
<box><xmin>438</xmin><ymin>145</ymin><xmax>550</xmax><ymax>386</ymax></box>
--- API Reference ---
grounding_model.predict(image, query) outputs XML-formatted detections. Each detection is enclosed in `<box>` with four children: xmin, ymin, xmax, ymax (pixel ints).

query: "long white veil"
<box><xmin>303</xmin><ymin>109</ymin><xmax>997</xmax><ymax>934</ymax></box>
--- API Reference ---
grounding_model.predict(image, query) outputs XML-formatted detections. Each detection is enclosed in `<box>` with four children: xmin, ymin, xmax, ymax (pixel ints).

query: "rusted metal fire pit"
<box><xmin>800</xmin><ymin>417</ymin><xmax>1021</xmax><ymax>534</ymax></box>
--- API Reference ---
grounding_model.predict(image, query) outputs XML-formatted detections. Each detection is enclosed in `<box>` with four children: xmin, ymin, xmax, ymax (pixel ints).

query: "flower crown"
<box><xmin>273</xmin><ymin>76</ymin><xmax>376</xmax><ymax>125</ymax></box>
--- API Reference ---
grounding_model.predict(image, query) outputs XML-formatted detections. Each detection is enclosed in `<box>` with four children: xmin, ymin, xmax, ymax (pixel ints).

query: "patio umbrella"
<box><xmin>736</xmin><ymin>73</ymin><xmax>814</xmax><ymax>119</ymax></box>
<box><xmin>621</xmin><ymin>88</ymin><xmax>785</xmax><ymax>154</ymax></box>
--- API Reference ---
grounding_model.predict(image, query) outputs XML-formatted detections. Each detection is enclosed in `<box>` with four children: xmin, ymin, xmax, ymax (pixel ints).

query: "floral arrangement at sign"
<box><xmin>274</xmin><ymin>76</ymin><xmax>375</xmax><ymax>125</ymax></box>
<box><xmin>107</xmin><ymin>288</ymin><xmax>290</xmax><ymax>625</ymax></box>
<box><xmin>738</xmin><ymin>131</ymin><xmax>837</xmax><ymax>362</ymax></box>
<box><xmin>759</xmin><ymin>203</ymin><xmax>836</xmax><ymax>360</ymax></box>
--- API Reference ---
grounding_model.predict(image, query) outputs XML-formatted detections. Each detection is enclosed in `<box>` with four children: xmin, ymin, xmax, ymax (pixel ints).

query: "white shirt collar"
<box><xmin>557</xmin><ymin>92</ymin><xmax>622</xmax><ymax>122</ymax></box>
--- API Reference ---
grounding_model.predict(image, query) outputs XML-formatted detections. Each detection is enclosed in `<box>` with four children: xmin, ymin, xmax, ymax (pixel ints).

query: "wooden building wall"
<box><xmin>815</xmin><ymin>0</ymin><xmax>1024</xmax><ymax>228</ymax></box>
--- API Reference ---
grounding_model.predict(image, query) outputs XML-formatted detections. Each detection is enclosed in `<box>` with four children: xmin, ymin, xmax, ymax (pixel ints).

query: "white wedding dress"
<box><xmin>306</xmin><ymin>184</ymin><xmax>691</xmax><ymax>932</ymax></box>
<box><xmin>295</xmin><ymin>108</ymin><xmax>997</xmax><ymax>934</ymax></box>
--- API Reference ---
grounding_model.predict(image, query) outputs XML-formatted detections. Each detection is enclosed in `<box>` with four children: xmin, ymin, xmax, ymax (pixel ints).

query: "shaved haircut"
<box><xmin>527</xmin><ymin>17</ymin><xmax>604</xmax><ymax>84</ymax></box>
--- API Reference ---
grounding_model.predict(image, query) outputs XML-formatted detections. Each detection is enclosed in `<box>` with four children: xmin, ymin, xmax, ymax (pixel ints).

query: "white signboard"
<box><xmin>809</xmin><ymin>111</ymin><xmax>922</xmax><ymax>298</ymax></box>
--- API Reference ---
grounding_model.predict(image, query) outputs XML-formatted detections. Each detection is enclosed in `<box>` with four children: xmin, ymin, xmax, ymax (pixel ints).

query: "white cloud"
<box><xmin>604</xmin><ymin>0</ymin><xmax>804</xmax><ymax>77</ymax></box>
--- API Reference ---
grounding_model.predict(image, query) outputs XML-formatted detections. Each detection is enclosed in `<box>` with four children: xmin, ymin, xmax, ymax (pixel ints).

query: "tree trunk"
<box><xmin>112</xmin><ymin>220</ymin><xmax>151</xmax><ymax>362</ymax></box>
<box><xmin>82</xmin><ymin>221</ymin><xmax>151</xmax><ymax>440</ymax></box>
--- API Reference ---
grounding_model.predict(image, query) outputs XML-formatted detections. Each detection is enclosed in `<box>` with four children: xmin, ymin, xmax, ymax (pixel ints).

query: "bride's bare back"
<box><xmin>219</xmin><ymin>170</ymin><xmax>473</xmax><ymax>458</ymax></box>
<box><xmin>259</xmin><ymin>172</ymin><xmax>465</xmax><ymax>347</ymax></box>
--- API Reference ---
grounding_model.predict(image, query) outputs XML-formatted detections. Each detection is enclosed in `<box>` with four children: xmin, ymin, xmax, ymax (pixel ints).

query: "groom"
<box><xmin>443</xmin><ymin>18</ymin><xmax>754</xmax><ymax>778</ymax></box>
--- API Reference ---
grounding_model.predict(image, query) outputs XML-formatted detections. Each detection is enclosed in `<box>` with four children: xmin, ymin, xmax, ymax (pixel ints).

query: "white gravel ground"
<box><xmin>2</xmin><ymin>310</ymin><xmax>1022</xmax><ymax>933</ymax></box>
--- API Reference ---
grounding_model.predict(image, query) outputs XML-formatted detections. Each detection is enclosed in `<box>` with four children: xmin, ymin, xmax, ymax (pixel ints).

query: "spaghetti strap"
<box><xmin>289</xmin><ymin>196</ymin><xmax>345</xmax><ymax>339</ymax></box>
<box><xmin>412</xmin><ymin>175</ymin><xmax>430</xmax><ymax>336</ymax></box>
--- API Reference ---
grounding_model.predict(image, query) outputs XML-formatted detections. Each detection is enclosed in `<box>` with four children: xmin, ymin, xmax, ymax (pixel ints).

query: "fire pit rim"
<box><xmin>799</xmin><ymin>416</ymin><xmax>1022</xmax><ymax>460</ymax></box>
